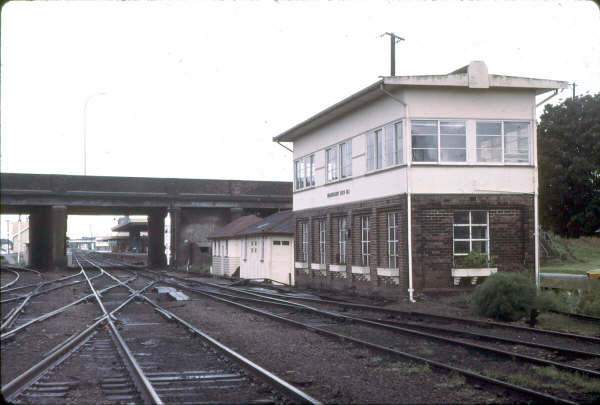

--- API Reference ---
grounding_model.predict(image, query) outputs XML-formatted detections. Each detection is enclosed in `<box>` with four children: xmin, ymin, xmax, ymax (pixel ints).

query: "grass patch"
<box><xmin>437</xmin><ymin>292</ymin><xmax>472</xmax><ymax>307</ymax></box>
<box><xmin>541</xmin><ymin>235</ymin><xmax>600</xmax><ymax>275</ymax></box>
<box><xmin>187</xmin><ymin>265</ymin><xmax>210</xmax><ymax>274</ymax></box>
<box><xmin>388</xmin><ymin>361</ymin><xmax>431</xmax><ymax>374</ymax></box>
<box><xmin>439</xmin><ymin>372</ymin><xmax>465</xmax><ymax>389</ymax></box>
<box><xmin>536</xmin><ymin>312</ymin><xmax>600</xmax><ymax>336</ymax></box>
<box><xmin>489</xmin><ymin>366</ymin><xmax>600</xmax><ymax>393</ymax></box>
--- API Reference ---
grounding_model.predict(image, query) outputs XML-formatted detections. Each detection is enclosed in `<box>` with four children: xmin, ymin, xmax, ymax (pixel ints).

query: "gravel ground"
<box><xmin>2</xmin><ymin>267</ymin><xmax>598</xmax><ymax>404</ymax></box>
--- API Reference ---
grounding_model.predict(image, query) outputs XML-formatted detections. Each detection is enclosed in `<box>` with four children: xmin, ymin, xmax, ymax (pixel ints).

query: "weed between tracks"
<box><xmin>438</xmin><ymin>372</ymin><xmax>466</xmax><ymax>388</ymax></box>
<box><xmin>487</xmin><ymin>365</ymin><xmax>600</xmax><ymax>393</ymax></box>
<box><xmin>535</xmin><ymin>312</ymin><xmax>600</xmax><ymax>335</ymax></box>
<box><xmin>387</xmin><ymin>362</ymin><xmax>431</xmax><ymax>374</ymax></box>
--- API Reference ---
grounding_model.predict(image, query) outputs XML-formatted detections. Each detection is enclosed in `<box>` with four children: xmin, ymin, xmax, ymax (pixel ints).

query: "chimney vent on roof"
<box><xmin>468</xmin><ymin>61</ymin><xmax>489</xmax><ymax>88</ymax></box>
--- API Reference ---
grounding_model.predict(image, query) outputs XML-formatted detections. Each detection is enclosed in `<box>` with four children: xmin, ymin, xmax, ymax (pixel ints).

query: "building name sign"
<box><xmin>327</xmin><ymin>189</ymin><xmax>350</xmax><ymax>198</ymax></box>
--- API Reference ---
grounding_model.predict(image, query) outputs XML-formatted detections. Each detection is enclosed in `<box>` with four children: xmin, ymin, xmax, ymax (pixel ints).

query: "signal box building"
<box><xmin>273</xmin><ymin>61</ymin><xmax>567</xmax><ymax>300</ymax></box>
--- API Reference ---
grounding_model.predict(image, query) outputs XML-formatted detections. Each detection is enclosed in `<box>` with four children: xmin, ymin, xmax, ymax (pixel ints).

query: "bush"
<box><xmin>471</xmin><ymin>272</ymin><xmax>536</xmax><ymax>321</ymax></box>
<box><xmin>535</xmin><ymin>289</ymin><xmax>570</xmax><ymax>312</ymax></box>
<box><xmin>578</xmin><ymin>281</ymin><xmax>600</xmax><ymax>317</ymax></box>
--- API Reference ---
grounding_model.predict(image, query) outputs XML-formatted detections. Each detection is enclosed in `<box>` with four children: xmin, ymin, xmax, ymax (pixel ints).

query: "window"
<box><xmin>319</xmin><ymin>220</ymin><xmax>326</xmax><ymax>264</ymax></box>
<box><xmin>294</xmin><ymin>154</ymin><xmax>315</xmax><ymax>190</ymax></box>
<box><xmin>385</xmin><ymin>122</ymin><xmax>403</xmax><ymax>166</ymax></box>
<box><xmin>361</xmin><ymin>216</ymin><xmax>370</xmax><ymax>266</ymax></box>
<box><xmin>411</xmin><ymin>120</ymin><xmax>466</xmax><ymax>163</ymax></box>
<box><xmin>340</xmin><ymin>140</ymin><xmax>352</xmax><ymax>178</ymax></box>
<box><xmin>387</xmin><ymin>212</ymin><xmax>398</xmax><ymax>268</ymax></box>
<box><xmin>224</xmin><ymin>240</ymin><xmax>228</xmax><ymax>257</ymax></box>
<box><xmin>273</xmin><ymin>240</ymin><xmax>281</xmax><ymax>245</ymax></box>
<box><xmin>301</xmin><ymin>222</ymin><xmax>308</xmax><ymax>262</ymax></box>
<box><xmin>504</xmin><ymin>122</ymin><xmax>531</xmax><ymax>163</ymax></box>
<box><xmin>338</xmin><ymin>217</ymin><xmax>347</xmax><ymax>264</ymax></box>
<box><xmin>326</xmin><ymin>147</ymin><xmax>338</xmax><ymax>182</ymax></box>
<box><xmin>476</xmin><ymin>121</ymin><xmax>531</xmax><ymax>164</ymax></box>
<box><xmin>453</xmin><ymin>211</ymin><xmax>490</xmax><ymax>260</ymax></box>
<box><xmin>282</xmin><ymin>241</ymin><xmax>290</xmax><ymax>246</ymax></box>
<box><xmin>260</xmin><ymin>236</ymin><xmax>264</xmax><ymax>261</ymax></box>
<box><xmin>367</xmin><ymin>129</ymin><xmax>383</xmax><ymax>171</ymax></box>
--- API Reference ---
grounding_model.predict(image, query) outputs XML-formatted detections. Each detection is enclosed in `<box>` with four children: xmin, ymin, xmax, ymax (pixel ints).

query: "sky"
<box><xmin>1</xmin><ymin>0</ymin><xmax>599</xmax><ymax>238</ymax></box>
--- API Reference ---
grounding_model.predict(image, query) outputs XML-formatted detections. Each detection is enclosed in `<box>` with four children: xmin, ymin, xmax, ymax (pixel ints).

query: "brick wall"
<box><xmin>411</xmin><ymin>194</ymin><xmax>535</xmax><ymax>291</ymax></box>
<box><xmin>293</xmin><ymin>193</ymin><xmax>534</xmax><ymax>296</ymax></box>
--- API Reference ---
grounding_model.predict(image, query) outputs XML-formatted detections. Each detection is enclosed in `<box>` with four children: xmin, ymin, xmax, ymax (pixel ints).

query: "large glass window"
<box><xmin>367</xmin><ymin>130</ymin><xmax>383</xmax><ymax>171</ymax></box>
<box><xmin>294</xmin><ymin>154</ymin><xmax>315</xmax><ymax>190</ymax></box>
<box><xmin>361</xmin><ymin>216</ymin><xmax>370</xmax><ymax>266</ymax></box>
<box><xmin>340</xmin><ymin>141</ymin><xmax>352</xmax><ymax>178</ymax></box>
<box><xmin>411</xmin><ymin>120</ymin><xmax>466</xmax><ymax>163</ymax></box>
<box><xmin>504</xmin><ymin>122</ymin><xmax>531</xmax><ymax>163</ymax></box>
<box><xmin>385</xmin><ymin>122</ymin><xmax>403</xmax><ymax>166</ymax></box>
<box><xmin>453</xmin><ymin>211</ymin><xmax>489</xmax><ymax>259</ymax></box>
<box><xmin>326</xmin><ymin>147</ymin><xmax>338</xmax><ymax>182</ymax></box>
<box><xmin>338</xmin><ymin>217</ymin><xmax>347</xmax><ymax>264</ymax></box>
<box><xmin>387</xmin><ymin>212</ymin><xmax>398</xmax><ymax>268</ymax></box>
<box><xmin>319</xmin><ymin>220</ymin><xmax>326</xmax><ymax>264</ymax></box>
<box><xmin>411</xmin><ymin>120</ymin><xmax>438</xmax><ymax>162</ymax></box>
<box><xmin>476</xmin><ymin>121</ymin><xmax>531</xmax><ymax>164</ymax></box>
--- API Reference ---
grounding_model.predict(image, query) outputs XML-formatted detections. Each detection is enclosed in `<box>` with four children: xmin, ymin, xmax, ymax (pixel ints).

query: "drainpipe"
<box><xmin>276</xmin><ymin>141</ymin><xmax>293</xmax><ymax>153</ymax></box>
<box><xmin>379</xmin><ymin>84</ymin><xmax>415</xmax><ymax>303</ymax></box>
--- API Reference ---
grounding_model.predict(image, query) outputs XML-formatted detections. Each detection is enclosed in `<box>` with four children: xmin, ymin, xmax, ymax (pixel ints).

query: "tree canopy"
<box><xmin>538</xmin><ymin>93</ymin><xmax>600</xmax><ymax>237</ymax></box>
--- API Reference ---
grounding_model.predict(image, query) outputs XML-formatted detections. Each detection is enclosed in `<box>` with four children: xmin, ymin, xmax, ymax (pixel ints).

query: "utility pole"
<box><xmin>572</xmin><ymin>82</ymin><xmax>576</xmax><ymax>99</ymax></box>
<box><xmin>381</xmin><ymin>32</ymin><xmax>405</xmax><ymax>76</ymax></box>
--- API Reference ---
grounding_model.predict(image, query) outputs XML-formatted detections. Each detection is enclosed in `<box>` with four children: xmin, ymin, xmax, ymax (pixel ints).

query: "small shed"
<box><xmin>207</xmin><ymin>215</ymin><xmax>261</xmax><ymax>277</ymax></box>
<box><xmin>236</xmin><ymin>211</ymin><xmax>295</xmax><ymax>285</ymax></box>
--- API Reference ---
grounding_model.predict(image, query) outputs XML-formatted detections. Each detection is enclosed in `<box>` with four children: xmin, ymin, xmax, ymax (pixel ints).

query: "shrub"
<box><xmin>535</xmin><ymin>289</ymin><xmax>570</xmax><ymax>312</ymax></box>
<box><xmin>578</xmin><ymin>281</ymin><xmax>600</xmax><ymax>317</ymax></box>
<box><xmin>471</xmin><ymin>272</ymin><xmax>536</xmax><ymax>321</ymax></box>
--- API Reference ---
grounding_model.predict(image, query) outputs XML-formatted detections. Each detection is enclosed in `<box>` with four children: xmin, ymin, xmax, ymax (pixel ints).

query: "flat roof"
<box><xmin>273</xmin><ymin>61</ymin><xmax>568</xmax><ymax>143</ymax></box>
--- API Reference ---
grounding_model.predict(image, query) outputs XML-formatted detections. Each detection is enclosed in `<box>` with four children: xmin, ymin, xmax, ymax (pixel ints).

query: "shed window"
<box><xmin>273</xmin><ymin>240</ymin><xmax>281</xmax><ymax>245</ymax></box>
<box><xmin>282</xmin><ymin>241</ymin><xmax>290</xmax><ymax>246</ymax></box>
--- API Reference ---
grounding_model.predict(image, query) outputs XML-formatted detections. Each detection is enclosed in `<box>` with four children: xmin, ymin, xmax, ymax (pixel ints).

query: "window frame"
<box><xmin>411</xmin><ymin>119</ymin><xmax>467</xmax><ymax>164</ymax></box>
<box><xmin>367</xmin><ymin>129</ymin><xmax>383</xmax><ymax>171</ymax></box>
<box><xmin>338</xmin><ymin>216</ymin><xmax>347</xmax><ymax>264</ymax></box>
<box><xmin>326</xmin><ymin>147</ymin><xmax>338</xmax><ymax>182</ymax></box>
<box><xmin>319</xmin><ymin>219</ymin><xmax>326</xmax><ymax>264</ymax></box>
<box><xmin>387</xmin><ymin>212</ymin><xmax>398</xmax><ymax>268</ymax></box>
<box><xmin>453</xmin><ymin>211</ymin><xmax>490</xmax><ymax>261</ymax></box>
<box><xmin>475</xmin><ymin>120</ymin><xmax>532</xmax><ymax>165</ymax></box>
<box><xmin>294</xmin><ymin>154</ymin><xmax>315</xmax><ymax>191</ymax></box>
<box><xmin>301</xmin><ymin>222</ymin><xmax>309</xmax><ymax>262</ymax></box>
<box><xmin>361</xmin><ymin>215</ymin><xmax>370</xmax><ymax>266</ymax></box>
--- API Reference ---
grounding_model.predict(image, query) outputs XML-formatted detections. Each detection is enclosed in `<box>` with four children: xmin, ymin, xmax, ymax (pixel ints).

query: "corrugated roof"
<box><xmin>207</xmin><ymin>215</ymin><xmax>262</xmax><ymax>240</ymax></box>
<box><xmin>237</xmin><ymin>211</ymin><xmax>294</xmax><ymax>237</ymax></box>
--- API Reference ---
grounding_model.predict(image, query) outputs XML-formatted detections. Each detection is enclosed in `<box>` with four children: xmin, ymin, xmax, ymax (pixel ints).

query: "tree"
<box><xmin>538</xmin><ymin>93</ymin><xmax>600</xmax><ymax>237</ymax></box>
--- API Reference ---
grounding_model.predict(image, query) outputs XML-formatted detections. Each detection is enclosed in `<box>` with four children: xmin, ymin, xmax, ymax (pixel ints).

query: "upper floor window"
<box><xmin>411</xmin><ymin>120</ymin><xmax>466</xmax><ymax>163</ymax></box>
<box><xmin>367</xmin><ymin>129</ymin><xmax>383</xmax><ymax>171</ymax></box>
<box><xmin>476</xmin><ymin>121</ymin><xmax>531</xmax><ymax>164</ymax></box>
<box><xmin>385</xmin><ymin>122</ymin><xmax>403</xmax><ymax>166</ymax></box>
<box><xmin>326</xmin><ymin>147</ymin><xmax>338</xmax><ymax>182</ymax></box>
<box><xmin>294</xmin><ymin>154</ymin><xmax>315</xmax><ymax>190</ymax></box>
<box><xmin>340</xmin><ymin>140</ymin><xmax>352</xmax><ymax>178</ymax></box>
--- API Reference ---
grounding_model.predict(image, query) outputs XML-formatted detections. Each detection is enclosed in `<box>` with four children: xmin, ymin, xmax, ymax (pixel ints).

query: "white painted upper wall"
<box><xmin>292</xmin><ymin>85</ymin><xmax>539</xmax><ymax>211</ymax></box>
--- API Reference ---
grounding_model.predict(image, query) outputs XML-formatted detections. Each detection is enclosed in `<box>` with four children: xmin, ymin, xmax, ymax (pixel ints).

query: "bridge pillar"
<box><xmin>168</xmin><ymin>207</ymin><xmax>181</xmax><ymax>269</ymax></box>
<box><xmin>28</xmin><ymin>206</ymin><xmax>67</xmax><ymax>270</ymax></box>
<box><xmin>148</xmin><ymin>208</ymin><xmax>166</xmax><ymax>268</ymax></box>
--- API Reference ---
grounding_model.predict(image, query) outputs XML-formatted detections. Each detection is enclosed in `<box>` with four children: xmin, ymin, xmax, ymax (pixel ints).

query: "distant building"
<box><xmin>208</xmin><ymin>211</ymin><xmax>295</xmax><ymax>285</ymax></box>
<box><xmin>208</xmin><ymin>215</ymin><xmax>262</xmax><ymax>277</ymax></box>
<box><xmin>111</xmin><ymin>216</ymin><xmax>148</xmax><ymax>253</ymax></box>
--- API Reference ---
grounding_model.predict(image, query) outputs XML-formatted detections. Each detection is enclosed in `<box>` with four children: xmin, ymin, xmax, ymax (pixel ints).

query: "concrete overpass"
<box><xmin>1</xmin><ymin>173</ymin><xmax>292</xmax><ymax>270</ymax></box>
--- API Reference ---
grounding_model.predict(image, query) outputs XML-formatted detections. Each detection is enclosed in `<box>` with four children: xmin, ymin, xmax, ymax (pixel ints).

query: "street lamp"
<box><xmin>83</xmin><ymin>92</ymin><xmax>107</xmax><ymax>175</ymax></box>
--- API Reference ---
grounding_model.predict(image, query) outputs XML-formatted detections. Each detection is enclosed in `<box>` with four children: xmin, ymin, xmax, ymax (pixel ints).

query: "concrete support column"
<box><xmin>28</xmin><ymin>206</ymin><xmax>67</xmax><ymax>270</ymax></box>
<box><xmin>50</xmin><ymin>205</ymin><xmax>67</xmax><ymax>268</ymax></box>
<box><xmin>168</xmin><ymin>207</ymin><xmax>181</xmax><ymax>269</ymax></box>
<box><xmin>147</xmin><ymin>208</ymin><xmax>166</xmax><ymax>268</ymax></box>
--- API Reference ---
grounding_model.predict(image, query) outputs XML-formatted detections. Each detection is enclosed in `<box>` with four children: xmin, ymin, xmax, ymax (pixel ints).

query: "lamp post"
<box><xmin>83</xmin><ymin>92</ymin><xmax>107</xmax><ymax>175</ymax></box>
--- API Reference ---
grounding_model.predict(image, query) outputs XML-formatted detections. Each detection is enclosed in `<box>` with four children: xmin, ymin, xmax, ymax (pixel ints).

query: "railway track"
<box><xmin>155</xmin><ymin>272</ymin><xmax>599</xmax><ymax>404</ymax></box>
<box><xmin>1</xmin><ymin>255</ymin><xmax>321</xmax><ymax>404</ymax></box>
